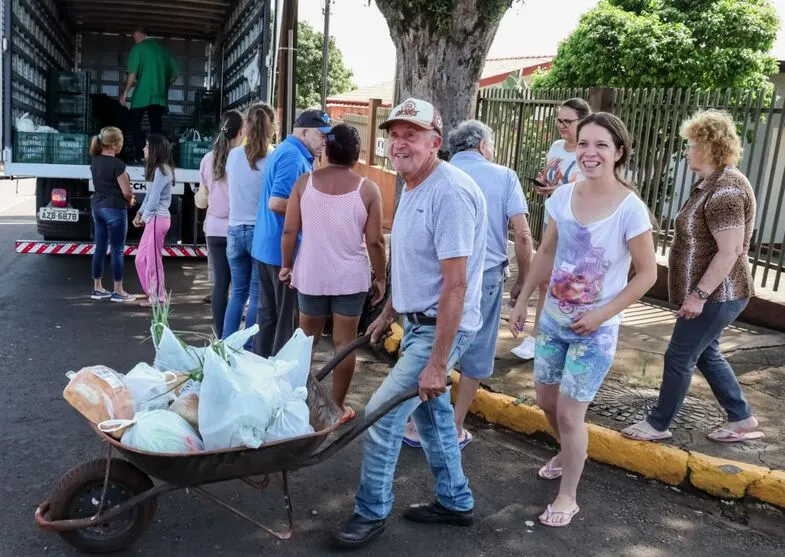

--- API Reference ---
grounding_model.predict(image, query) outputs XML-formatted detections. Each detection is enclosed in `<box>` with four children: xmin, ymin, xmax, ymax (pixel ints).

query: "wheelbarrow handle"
<box><xmin>314</xmin><ymin>327</ymin><xmax>393</xmax><ymax>382</ymax></box>
<box><xmin>302</xmin><ymin>376</ymin><xmax>453</xmax><ymax>466</ymax></box>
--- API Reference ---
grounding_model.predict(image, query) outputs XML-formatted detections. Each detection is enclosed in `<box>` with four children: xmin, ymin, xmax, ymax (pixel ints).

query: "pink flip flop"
<box><xmin>707</xmin><ymin>426</ymin><xmax>765</xmax><ymax>443</ymax></box>
<box><xmin>537</xmin><ymin>458</ymin><xmax>562</xmax><ymax>480</ymax></box>
<box><xmin>538</xmin><ymin>504</ymin><xmax>580</xmax><ymax>527</ymax></box>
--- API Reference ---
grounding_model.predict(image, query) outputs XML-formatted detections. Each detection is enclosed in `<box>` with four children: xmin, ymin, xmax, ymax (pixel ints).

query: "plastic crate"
<box><xmin>176</xmin><ymin>140</ymin><xmax>213</xmax><ymax>169</ymax></box>
<box><xmin>48</xmin><ymin>71</ymin><xmax>91</xmax><ymax>95</ymax></box>
<box><xmin>51</xmin><ymin>94</ymin><xmax>90</xmax><ymax>116</ymax></box>
<box><xmin>13</xmin><ymin>132</ymin><xmax>52</xmax><ymax>163</ymax></box>
<box><xmin>51</xmin><ymin>133</ymin><xmax>90</xmax><ymax>165</ymax></box>
<box><xmin>54</xmin><ymin>117</ymin><xmax>92</xmax><ymax>134</ymax></box>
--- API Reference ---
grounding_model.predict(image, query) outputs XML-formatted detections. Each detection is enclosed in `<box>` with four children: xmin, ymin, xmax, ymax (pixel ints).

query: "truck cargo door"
<box><xmin>1</xmin><ymin>0</ymin><xmax>10</xmax><ymax>161</ymax></box>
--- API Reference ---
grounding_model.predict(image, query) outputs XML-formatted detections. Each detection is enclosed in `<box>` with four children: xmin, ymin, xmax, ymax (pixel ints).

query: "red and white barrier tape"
<box><xmin>15</xmin><ymin>241</ymin><xmax>207</xmax><ymax>257</ymax></box>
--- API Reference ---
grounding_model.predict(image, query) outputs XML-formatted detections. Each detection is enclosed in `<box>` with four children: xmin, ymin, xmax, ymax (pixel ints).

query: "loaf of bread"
<box><xmin>63</xmin><ymin>366</ymin><xmax>135</xmax><ymax>437</ymax></box>
<box><xmin>170</xmin><ymin>392</ymin><xmax>199</xmax><ymax>429</ymax></box>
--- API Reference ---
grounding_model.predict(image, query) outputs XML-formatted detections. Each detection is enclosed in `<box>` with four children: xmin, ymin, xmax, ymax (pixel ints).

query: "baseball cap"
<box><xmin>294</xmin><ymin>109</ymin><xmax>332</xmax><ymax>134</ymax></box>
<box><xmin>379</xmin><ymin>98</ymin><xmax>443</xmax><ymax>136</ymax></box>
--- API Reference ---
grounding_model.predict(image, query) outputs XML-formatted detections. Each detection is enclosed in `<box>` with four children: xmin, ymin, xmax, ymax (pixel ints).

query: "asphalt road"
<box><xmin>1</xmin><ymin>182</ymin><xmax>783</xmax><ymax>557</ymax></box>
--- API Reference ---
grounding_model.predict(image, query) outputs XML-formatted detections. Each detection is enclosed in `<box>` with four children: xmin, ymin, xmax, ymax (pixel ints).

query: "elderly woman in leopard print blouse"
<box><xmin>623</xmin><ymin>109</ymin><xmax>763</xmax><ymax>444</ymax></box>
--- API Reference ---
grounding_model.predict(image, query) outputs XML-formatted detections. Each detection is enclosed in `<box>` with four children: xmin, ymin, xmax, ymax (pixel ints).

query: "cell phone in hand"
<box><xmin>526</xmin><ymin>176</ymin><xmax>548</xmax><ymax>189</ymax></box>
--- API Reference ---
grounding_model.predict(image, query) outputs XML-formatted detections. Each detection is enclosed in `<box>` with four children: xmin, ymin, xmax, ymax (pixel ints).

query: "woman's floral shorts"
<box><xmin>534</xmin><ymin>310</ymin><xmax>619</xmax><ymax>402</ymax></box>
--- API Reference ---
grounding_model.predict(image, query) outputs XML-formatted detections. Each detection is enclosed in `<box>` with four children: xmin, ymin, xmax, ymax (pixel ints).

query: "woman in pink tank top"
<box><xmin>280</xmin><ymin>124</ymin><xmax>386</xmax><ymax>421</ymax></box>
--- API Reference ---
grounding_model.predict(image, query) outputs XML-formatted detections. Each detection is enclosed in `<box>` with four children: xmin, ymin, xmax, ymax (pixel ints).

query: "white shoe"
<box><xmin>511</xmin><ymin>336</ymin><xmax>536</xmax><ymax>360</ymax></box>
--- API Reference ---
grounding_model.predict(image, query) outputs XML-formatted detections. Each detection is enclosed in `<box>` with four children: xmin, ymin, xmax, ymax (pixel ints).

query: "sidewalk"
<box><xmin>381</xmin><ymin>268</ymin><xmax>785</xmax><ymax>508</ymax></box>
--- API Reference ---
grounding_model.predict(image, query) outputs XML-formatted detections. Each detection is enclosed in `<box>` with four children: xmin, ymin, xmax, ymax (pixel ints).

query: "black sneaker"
<box><xmin>90</xmin><ymin>288</ymin><xmax>112</xmax><ymax>300</ymax></box>
<box><xmin>403</xmin><ymin>501</ymin><xmax>474</xmax><ymax>526</ymax></box>
<box><xmin>332</xmin><ymin>514</ymin><xmax>386</xmax><ymax>548</ymax></box>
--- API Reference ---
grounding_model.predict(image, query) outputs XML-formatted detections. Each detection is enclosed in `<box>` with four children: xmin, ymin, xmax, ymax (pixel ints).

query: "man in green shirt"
<box><xmin>120</xmin><ymin>26</ymin><xmax>179</xmax><ymax>162</ymax></box>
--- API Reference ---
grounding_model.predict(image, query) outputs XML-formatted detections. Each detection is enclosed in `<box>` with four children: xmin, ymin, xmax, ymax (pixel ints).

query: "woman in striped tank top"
<box><xmin>280</xmin><ymin>124</ymin><xmax>387</xmax><ymax>421</ymax></box>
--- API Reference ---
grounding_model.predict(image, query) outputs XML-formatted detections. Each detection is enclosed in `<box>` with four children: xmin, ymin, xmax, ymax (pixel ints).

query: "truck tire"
<box><xmin>36</xmin><ymin>178</ymin><xmax>93</xmax><ymax>241</ymax></box>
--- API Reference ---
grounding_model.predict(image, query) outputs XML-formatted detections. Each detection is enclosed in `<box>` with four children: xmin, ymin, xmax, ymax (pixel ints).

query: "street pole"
<box><xmin>276</xmin><ymin>0</ymin><xmax>298</xmax><ymax>138</ymax></box>
<box><xmin>320</xmin><ymin>0</ymin><xmax>330</xmax><ymax>111</ymax></box>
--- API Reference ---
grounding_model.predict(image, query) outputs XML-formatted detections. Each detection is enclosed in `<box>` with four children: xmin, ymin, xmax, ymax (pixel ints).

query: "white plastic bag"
<box><xmin>198</xmin><ymin>347</ymin><xmax>282</xmax><ymax>450</ymax></box>
<box><xmin>266</xmin><ymin>385</ymin><xmax>313</xmax><ymax>442</ymax></box>
<box><xmin>124</xmin><ymin>363</ymin><xmax>179</xmax><ymax>412</ymax></box>
<box><xmin>99</xmin><ymin>410</ymin><xmax>204</xmax><ymax>453</ymax></box>
<box><xmin>272</xmin><ymin>329</ymin><xmax>314</xmax><ymax>390</ymax></box>
<box><xmin>15</xmin><ymin>112</ymin><xmax>36</xmax><ymax>132</ymax></box>
<box><xmin>152</xmin><ymin>326</ymin><xmax>205</xmax><ymax>374</ymax></box>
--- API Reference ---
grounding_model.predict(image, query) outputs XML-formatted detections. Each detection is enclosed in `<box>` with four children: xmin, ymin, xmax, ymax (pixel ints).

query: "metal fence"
<box><xmin>342</xmin><ymin>113</ymin><xmax>370</xmax><ymax>163</ymax></box>
<box><xmin>476</xmin><ymin>87</ymin><xmax>589</xmax><ymax>238</ymax></box>
<box><xmin>374</xmin><ymin>106</ymin><xmax>391</xmax><ymax>168</ymax></box>
<box><xmin>478</xmin><ymin>85</ymin><xmax>785</xmax><ymax>292</ymax></box>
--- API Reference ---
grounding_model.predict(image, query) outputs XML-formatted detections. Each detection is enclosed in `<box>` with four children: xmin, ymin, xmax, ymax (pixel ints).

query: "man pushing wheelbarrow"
<box><xmin>332</xmin><ymin>97</ymin><xmax>488</xmax><ymax>548</ymax></box>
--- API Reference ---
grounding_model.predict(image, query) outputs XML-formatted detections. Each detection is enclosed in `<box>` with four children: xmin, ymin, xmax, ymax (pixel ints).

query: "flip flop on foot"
<box><xmin>402</xmin><ymin>420</ymin><xmax>421</xmax><ymax>448</ymax></box>
<box><xmin>458</xmin><ymin>429</ymin><xmax>473</xmax><ymax>450</ymax></box>
<box><xmin>339</xmin><ymin>406</ymin><xmax>357</xmax><ymax>425</ymax></box>
<box><xmin>708</xmin><ymin>424</ymin><xmax>764</xmax><ymax>443</ymax></box>
<box><xmin>539</xmin><ymin>504</ymin><xmax>580</xmax><ymax>528</ymax></box>
<box><xmin>537</xmin><ymin>457</ymin><xmax>563</xmax><ymax>480</ymax></box>
<box><xmin>621</xmin><ymin>420</ymin><xmax>673</xmax><ymax>442</ymax></box>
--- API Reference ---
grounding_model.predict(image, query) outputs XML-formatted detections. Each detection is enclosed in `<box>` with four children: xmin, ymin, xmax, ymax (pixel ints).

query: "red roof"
<box><xmin>327</xmin><ymin>55</ymin><xmax>554</xmax><ymax>106</ymax></box>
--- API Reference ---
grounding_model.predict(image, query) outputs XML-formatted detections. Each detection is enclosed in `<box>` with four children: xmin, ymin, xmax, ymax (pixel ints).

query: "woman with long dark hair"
<box><xmin>134</xmin><ymin>133</ymin><xmax>174</xmax><ymax>306</ymax></box>
<box><xmin>508</xmin><ymin>113</ymin><xmax>657</xmax><ymax>526</ymax></box>
<box><xmin>222</xmin><ymin>103</ymin><xmax>275</xmax><ymax>344</ymax></box>
<box><xmin>199</xmin><ymin>110</ymin><xmax>244</xmax><ymax>336</ymax></box>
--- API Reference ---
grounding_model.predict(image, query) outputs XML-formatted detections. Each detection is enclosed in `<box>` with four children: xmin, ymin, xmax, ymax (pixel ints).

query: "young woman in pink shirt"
<box><xmin>198</xmin><ymin>110</ymin><xmax>244</xmax><ymax>336</ymax></box>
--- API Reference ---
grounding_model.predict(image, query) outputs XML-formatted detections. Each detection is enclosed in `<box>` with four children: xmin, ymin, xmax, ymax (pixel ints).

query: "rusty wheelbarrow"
<box><xmin>35</xmin><ymin>333</ymin><xmax>431</xmax><ymax>553</ymax></box>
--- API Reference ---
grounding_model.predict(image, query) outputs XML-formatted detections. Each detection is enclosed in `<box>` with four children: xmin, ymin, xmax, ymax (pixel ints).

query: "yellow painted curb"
<box><xmin>445</xmin><ymin>365</ymin><xmax>781</xmax><ymax>506</ymax></box>
<box><xmin>688</xmin><ymin>453</ymin><xmax>769</xmax><ymax>499</ymax></box>
<box><xmin>749</xmin><ymin>470</ymin><xmax>785</xmax><ymax>509</ymax></box>
<box><xmin>383</xmin><ymin>323</ymin><xmax>403</xmax><ymax>356</ymax></box>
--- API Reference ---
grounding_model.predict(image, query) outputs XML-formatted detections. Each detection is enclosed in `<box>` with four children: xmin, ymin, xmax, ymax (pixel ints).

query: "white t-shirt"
<box><xmin>226</xmin><ymin>146</ymin><xmax>267</xmax><ymax>227</ymax></box>
<box><xmin>545</xmin><ymin>140</ymin><xmax>582</xmax><ymax>186</ymax></box>
<box><xmin>543</xmin><ymin>182</ymin><xmax>653</xmax><ymax>327</ymax></box>
<box><xmin>542</xmin><ymin>140</ymin><xmax>582</xmax><ymax>226</ymax></box>
<box><xmin>391</xmin><ymin>163</ymin><xmax>488</xmax><ymax>333</ymax></box>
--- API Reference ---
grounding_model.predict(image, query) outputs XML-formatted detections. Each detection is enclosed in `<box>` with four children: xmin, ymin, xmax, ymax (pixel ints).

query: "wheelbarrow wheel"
<box><xmin>48</xmin><ymin>458</ymin><xmax>157</xmax><ymax>553</ymax></box>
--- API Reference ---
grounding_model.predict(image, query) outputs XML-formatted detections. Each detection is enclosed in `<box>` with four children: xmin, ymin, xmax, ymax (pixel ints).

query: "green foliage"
<box><xmin>532</xmin><ymin>0</ymin><xmax>780</xmax><ymax>89</ymax></box>
<box><xmin>499</xmin><ymin>74</ymin><xmax>529</xmax><ymax>92</ymax></box>
<box><xmin>296</xmin><ymin>21</ymin><xmax>355</xmax><ymax>109</ymax></box>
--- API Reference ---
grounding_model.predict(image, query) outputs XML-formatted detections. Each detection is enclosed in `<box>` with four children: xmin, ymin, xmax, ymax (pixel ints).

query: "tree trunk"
<box><xmin>377</xmin><ymin>1</ymin><xmax>506</xmax><ymax>148</ymax></box>
<box><xmin>378</xmin><ymin>1</ymin><xmax>508</xmax><ymax>206</ymax></box>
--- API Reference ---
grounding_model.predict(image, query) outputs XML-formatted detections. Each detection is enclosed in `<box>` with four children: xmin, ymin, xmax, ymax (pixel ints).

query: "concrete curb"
<box><xmin>378</xmin><ymin>330</ymin><xmax>784</xmax><ymax>508</ymax></box>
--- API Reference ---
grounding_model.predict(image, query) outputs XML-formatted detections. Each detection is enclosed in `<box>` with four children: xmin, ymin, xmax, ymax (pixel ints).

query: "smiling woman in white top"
<box><xmin>513</xmin><ymin>98</ymin><xmax>592</xmax><ymax>361</ymax></box>
<box><xmin>508</xmin><ymin>112</ymin><xmax>657</xmax><ymax>528</ymax></box>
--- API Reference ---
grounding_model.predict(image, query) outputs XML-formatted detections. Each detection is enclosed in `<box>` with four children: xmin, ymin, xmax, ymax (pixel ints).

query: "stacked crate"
<box><xmin>47</xmin><ymin>71</ymin><xmax>92</xmax><ymax>134</ymax></box>
<box><xmin>47</xmin><ymin>71</ymin><xmax>92</xmax><ymax>165</ymax></box>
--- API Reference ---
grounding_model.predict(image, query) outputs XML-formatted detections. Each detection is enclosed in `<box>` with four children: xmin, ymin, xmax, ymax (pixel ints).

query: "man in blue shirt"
<box><xmin>252</xmin><ymin>109</ymin><xmax>331</xmax><ymax>357</ymax></box>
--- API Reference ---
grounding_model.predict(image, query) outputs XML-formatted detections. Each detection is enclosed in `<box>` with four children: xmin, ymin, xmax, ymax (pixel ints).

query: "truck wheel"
<box><xmin>48</xmin><ymin>459</ymin><xmax>157</xmax><ymax>554</ymax></box>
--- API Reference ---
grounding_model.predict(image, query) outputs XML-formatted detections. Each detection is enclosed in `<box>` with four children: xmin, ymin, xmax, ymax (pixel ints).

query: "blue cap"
<box><xmin>295</xmin><ymin>109</ymin><xmax>332</xmax><ymax>134</ymax></box>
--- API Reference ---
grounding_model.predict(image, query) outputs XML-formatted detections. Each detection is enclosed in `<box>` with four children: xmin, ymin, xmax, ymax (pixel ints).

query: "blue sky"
<box><xmin>299</xmin><ymin>0</ymin><xmax>785</xmax><ymax>87</ymax></box>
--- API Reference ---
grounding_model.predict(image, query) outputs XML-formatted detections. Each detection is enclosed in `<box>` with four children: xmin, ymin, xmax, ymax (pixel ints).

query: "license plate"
<box><xmin>39</xmin><ymin>207</ymin><xmax>79</xmax><ymax>222</ymax></box>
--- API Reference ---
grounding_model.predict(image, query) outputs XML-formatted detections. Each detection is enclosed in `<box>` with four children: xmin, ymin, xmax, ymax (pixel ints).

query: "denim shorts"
<box><xmin>298</xmin><ymin>291</ymin><xmax>368</xmax><ymax>317</ymax></box>
<box><xmin>534</xmin><ymin>310</ymin><xmax>619</xmax><ymax>402</ymax></box>
<box><xmin>458</xmin><ymin>264</ymin><xmax>504</xmax><ymax>379</ymax></box>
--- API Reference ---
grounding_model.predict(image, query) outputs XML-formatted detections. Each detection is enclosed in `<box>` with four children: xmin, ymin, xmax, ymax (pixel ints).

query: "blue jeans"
<box><xmin>92</xmin><ymin>207</ymin><xmax>127</xmax><ymax>282</ymax></box>
<box><xmin>647</xmin><ymin>298</ymin><xmax>752</xmax><ymax>431</ymax></box>
<box><xmin>355</xmin><ymin>320</ymin><xmax>475</xmax><ymax>520</ymax></box>
<box><xmin>223</xmin><ymin>225</ymin><xmax>260</xmax><ymax>345</ymax></box>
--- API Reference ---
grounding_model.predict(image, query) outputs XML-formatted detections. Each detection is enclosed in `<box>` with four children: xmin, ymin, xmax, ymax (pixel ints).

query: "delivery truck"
<box><xmin>3</xmin><ymin>0</ymin><xmax>281</xmax><ymax>257</ymax></box>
